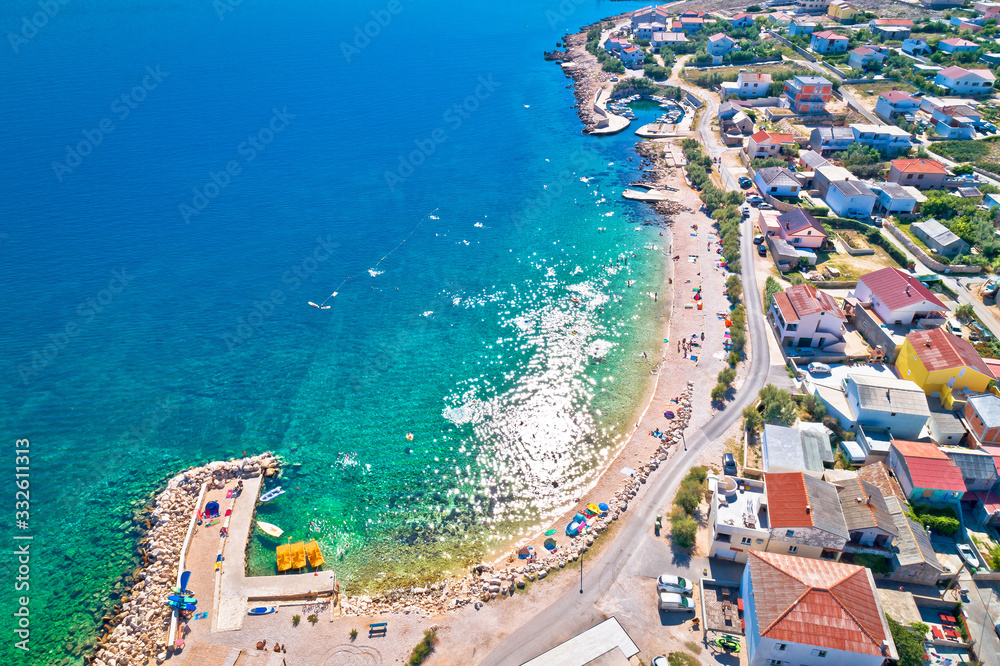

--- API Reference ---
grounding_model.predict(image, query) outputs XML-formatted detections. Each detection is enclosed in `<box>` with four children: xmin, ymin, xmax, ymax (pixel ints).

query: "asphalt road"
<box><xmin>480</xmin><ymin>112</ymin><xmax>770</xmax><ymax>666</ymax></box>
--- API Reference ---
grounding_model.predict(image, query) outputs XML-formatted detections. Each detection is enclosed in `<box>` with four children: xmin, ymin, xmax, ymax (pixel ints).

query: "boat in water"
<box><xmin>256</xmin><ymin>521</ymin><xmax>284</xmax><ymax>538</ymax></box>
<box><xmin>305</xmin><ymin>539</ymin><xmax>325</xmax><ymax>569</ymax></box>
<box><xmin>260</xmin><ymin>486</ymin><xmax>285</xmax><ymax>503</ymax></box>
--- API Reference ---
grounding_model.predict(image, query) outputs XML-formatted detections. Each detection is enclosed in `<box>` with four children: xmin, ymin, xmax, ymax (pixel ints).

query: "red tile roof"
<box><xmin>733</xmin><ymin>13</ymin><xmax>753</xmax><ymax>20</ymax></box>
<box><xmin>747</xmin><ymin>552</ymin><xmax>894</xmax><ymax>657</ymax></box>
<box><xmin>873</xmin><ymin>19</ymin><xmax>913</xmax><ymax>27</ymax></box>
<box><xmin>906</xmin><ymin>328</ymin><xmax>992</xmax><ymax>376</ymax></box>
<box><xmin>739</xmin><ymin>71</ymin><xmax>772</xmax><ymax>84</ymax></box>
<box><xmin>750</xmin><ymin>130</ymin><xmax>795</xmax><ymax>144</ymax></box>
<box><xmin>891</xmin><ymin>158</ymin><xmax>949</xmax><ymax>175</ymax></box>
<box><xmin>891</xmin><ymin>440</ymin><xmax>966</xmax><ymax>492</ymax></box>
<box><xmin>773</xmin><ymin>283</ymin><xmax>845</xmax><ymax>324</ymax></box>
<box><xmin>938</xmin><ymin>66</ymin><xmax>997</xmax><ymax>82</ymax></box>
<box><xmin>814</xmin><ymin>30</ymin><xmax>849</xmax><ymax>40</ymax></box>
<box><xmin>765</xmin><ymin>472</ymin><xmax>813</xmax><ymax>527</ymax></box>
<box><xmin>941</xmin><ymin>38</ymin><xmax>979</xmax><ymax>47</ymax></box>
<box><xmin>852</xmin><ymin>47</ymin><xmax>875</xmax><ymax>56</ymax></box>
<box><xmin>857</xmin><ymin>267</ymin><xmax>946</xmax><ymax>314</ymax></box>
<box><xmin>881</xmin><ymin>91</ymin><xmax>917</xmax><ymax>103</ymax></box>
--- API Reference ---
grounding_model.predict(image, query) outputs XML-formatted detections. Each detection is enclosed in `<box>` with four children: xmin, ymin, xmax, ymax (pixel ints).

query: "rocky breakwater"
<box><xmin>341</xmin><ymin>383</ymin><xmax>695</xmax><ymax>618</ymax></box>
<box><xmin>544</xmin><ymin>19</ymin><xmax>621</xmax><ymax>134</ymax></box>
<box><xmin>87</xmin><ymin>453</ymin><xmax>280</xmax><ymax>666</ymax></box>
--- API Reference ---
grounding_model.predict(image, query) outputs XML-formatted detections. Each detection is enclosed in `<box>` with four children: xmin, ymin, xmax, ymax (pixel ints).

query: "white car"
<box><xmin>947</xmin><ymin>319</ymin><xmax>963</xmax><ymax>337</ymax></box>
<box><xmin>656</xmin><ymin>574</ymin><xmax>694</xmax><ymax>595</ymax></box>
<box><xmin>658</xmin><ymin>591</ymin><xmax>696</xmax><ymax>612</ymax></box>
<box><xmin>807</xmin><ymin>362</ymin><xmax>831</xmax><ymax>375</ymax></box>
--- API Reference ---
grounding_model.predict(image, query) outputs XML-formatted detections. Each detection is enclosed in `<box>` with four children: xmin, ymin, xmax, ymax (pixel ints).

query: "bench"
<box><xmin>368</xmin><ymin>622</ymin><xmax>387</xmax><ymax>637</ymax></box>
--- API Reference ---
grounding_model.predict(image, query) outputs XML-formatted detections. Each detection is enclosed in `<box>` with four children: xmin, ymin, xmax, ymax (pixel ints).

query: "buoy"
<box><xmin>406</xmin><ymin>433</ymin><xmax>414</xmax><ymax>441</ymax></box>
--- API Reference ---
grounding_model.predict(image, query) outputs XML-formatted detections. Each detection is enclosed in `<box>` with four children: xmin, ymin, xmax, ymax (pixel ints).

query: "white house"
<box><xmin>708</xmin><ymin>475</ymin><xmax>771</xmax><ymax>562</ymax></box>
<box><xmin>850</xmin><ymin>123</ymin><xmax>913</xmax><ymax>155</ymax></box>
<box><xmin>935</xmin><ymin>66</ymin><xmax>997</xmax><ymax>95</ymax></box>
<box><xmin>810</xmin><ymin>30</ymin><xmax>850</xmax><ymax>54</ymax></box>
<box><xmin>651</xmin><ymin>32</ymin><xmax>688</xmax><ymax>49</ymax></box>
<box><xmin>826</xmin><ymin>179</ymin><xmax>877</xmax><ymax>217</ymax></box>
<box><xmin>841</xmin><ymin>373</ymin><xmax>931</xmax><ymax>439</ymax></box>
<box><xmin>620</xmin><ymin>45</ymin><xmax>644</xmax><ymax>68</ymax></box>
<box><xmin>707</xmin><ymin>33</ymin><xmax>737</xmax><ymax>56</ymax></box>
<box><xmin>630</xmin><ymin>4</ymin><xmax>671</xmax><ymax>30</ymax></box>
<box><xmin>853</xmin><ymin>267</ymin><xmax>948</xmax><ymax>325</ymax></box>
<box><xmin>874</xmin><ymin>91</ymin><xmax>920</xmax><ymax>122</ymax></box>
<box><xmin>789</xmin><ymin>19</ymin><xmax>818</xmax><ymax>36</ymax></box>
<box><xmin>810</xmin><ymin>126</ymin><xmax>855</xmax><ymax>154</ymax></box>
<box><xmin>902</xmin><ymin>38</ymin><xmax>931</xmax><ymax>56</ymax></box>
<box><xmin>747</xmin><ymin>130</ymin><xmax>795</xmax><ymax>158</ymax></box>
<box><xmin>870</xmin><ymin>181</ymin><xmax>925</xmax><ymax>215</ymax></box>
<box><xmin>770</xmin><ymin>283</ymin><xmax>847</xmax><ymax>350</ymax></box>
<box><xmin>634</xmin><ymin>22</ymin><xmax>667</xmax><ymax>40</ymax></box>
<box><xmin>931</xmin><ymin>105</ymin><xmax>980</xmax><ymax>139</ymax></box>
<box><xmin>754</xmin><ymin>167</ymin><xmax>801</xmax><ymax>197</ymax></box>
<box><xmin>848</xmin><ymin>46</ymin><xmax>887</xmax><ymax>70</ymax></box>
<box><xmin>938</xmin><ymin>38</ymin><xmax>980</xmax><ymax>54</ymax></box>
<box><xmin>741</xmin><ymin>552</ymin><xmax>897</xmax><ymax>666</ymax></box>
<box><xmin>725</xmin><ymin>70</ymin><xmax>773</xmax><ymax>99</ymax></box>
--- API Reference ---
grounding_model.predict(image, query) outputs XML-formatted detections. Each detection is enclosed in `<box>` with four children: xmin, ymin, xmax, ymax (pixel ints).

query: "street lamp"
<box><xmin>579</xmin><ymin>549</ymin><xmax>584</xmax><ymax>594</ymax></box>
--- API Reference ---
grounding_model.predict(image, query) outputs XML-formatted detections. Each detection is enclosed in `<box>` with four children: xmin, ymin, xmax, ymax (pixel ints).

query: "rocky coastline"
<box><xmin>87</xmin><ymin>453</ymin><xmax>280</xmax><ymax>666</ymax></box>
<box><xmin>545</xmin><ymin>19</ymin><xmax>620</xmax><ymax>134</ymax></box>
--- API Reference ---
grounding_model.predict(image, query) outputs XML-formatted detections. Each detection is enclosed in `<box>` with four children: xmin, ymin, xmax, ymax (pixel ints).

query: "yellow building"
<box><xmin>827</xmin><ymin>0</ymin><xmax>859</xmax><ymax>23</ymax></box>
<box><xmin>896</xmin><ymin>328</ymin><xmax>994</xmax><ymax>397</ymax></box>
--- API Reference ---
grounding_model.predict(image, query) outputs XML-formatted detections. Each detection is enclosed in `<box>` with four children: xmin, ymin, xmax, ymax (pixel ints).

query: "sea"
<box><xmin>0</xmin><ymin>0</ymin><xmax>672</xmax><ymax>662</ymax></box>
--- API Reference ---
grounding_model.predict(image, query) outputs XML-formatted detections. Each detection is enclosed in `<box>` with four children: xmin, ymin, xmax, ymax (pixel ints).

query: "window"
<box><xmin>715</xmin><ymin>532</ymin><xmax>732</xmax><ymax>543</ymax></box>
<box><xmin>778</xmin><ymin>644</ymin><xmax>787</xmax><ymax>651</ymax></box>
<box><xmin>741</xmin><ymin>537</ymin><xmax>753</xmax><ymax>545</ymax></box>
<box><xmin>918</xmin><ymin>174</ymin><xmax>924</xmax><ymax>180</ymax></box>
<box><xmin>788</xmin><ymin>546</ymin><xmax>798</xmax><ymax>554</ymax></box>
<box><xmin>785</xmin><ymin>529</ymin><xmax>795</xmax><ymax>537</ymax></box>
<box><xmin>757</xmin><ymin>538</ymin><xmax>764</xmax><ymax>545</ymax></box>
<box><xmin>811</xmin><ymin>650</ymin><xmax>829</xmax><ymax>657</ymax></box>
<box><xmin>768</xmin><ymin>661</ymin><xmax>784</xmax><ymax>666</ymax></box>
<box><xmin>787</xmin><ymin>324</ymin><xmax>798</xmax><ymax>331</ymax></box>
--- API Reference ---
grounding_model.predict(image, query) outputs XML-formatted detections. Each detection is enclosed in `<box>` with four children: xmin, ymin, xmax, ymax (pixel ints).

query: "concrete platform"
<box><xmin>622</xmin><ymin>189</ymin><xmax>672</xmax><ymax>202</ymax></box>
<box><xmin>635</xmin><ymin>123</ymin><xmax>679</xmax><ymax>139</ymax></box>
<box><xmin>521</xmin><ymin>617</ymin><xmax>639</xmax><ymax>666</ymax></box>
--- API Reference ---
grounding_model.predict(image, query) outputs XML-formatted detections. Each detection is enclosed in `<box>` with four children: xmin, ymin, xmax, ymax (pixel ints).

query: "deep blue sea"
<box><xmin>0</xmin><ymin>0</ymin><xmax>668</xmax><ymax>661</ymax></box>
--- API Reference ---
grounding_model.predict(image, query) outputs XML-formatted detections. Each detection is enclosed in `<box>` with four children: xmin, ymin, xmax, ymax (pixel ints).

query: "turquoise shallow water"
<box><xmin>0</xmin><ymin>0</ymin><xmax>665</xmax><ymax>661</ymax></box>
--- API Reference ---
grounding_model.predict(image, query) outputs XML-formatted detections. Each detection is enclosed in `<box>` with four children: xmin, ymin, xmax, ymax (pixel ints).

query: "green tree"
<box><xmin>743</xmin><ymin>405</ymin><xmax>763</xmax><ymax>432</ymax></box>
<box><xmin>718</xmin><ymin>367</ymin><xmax>737</xmax><ymax>387</ymax></box>
<box><xmin>670</xmin><ymin>507</ymin><xmax>698</xmax><ymax>548</ymax></box>
<box><xmin>800</xmin><ymin>393</ymin><xmax>827</xmax><ymax>421</ymax></box>
<box><xmin>759</xmin><ymin>384</ymin><xmax>797</xmax><ymax>426</ymax></box>
<box><xmin>887</xmin><ymin>616</ymin><xmax>927</xmax><ymax>666</ymax></box>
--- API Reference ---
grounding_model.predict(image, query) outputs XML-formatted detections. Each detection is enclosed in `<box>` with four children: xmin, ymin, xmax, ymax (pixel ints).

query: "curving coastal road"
<box><xmin>480</xmin><ymin>63</ymin><xmax>770</xmax><ymax>664</ymax></box>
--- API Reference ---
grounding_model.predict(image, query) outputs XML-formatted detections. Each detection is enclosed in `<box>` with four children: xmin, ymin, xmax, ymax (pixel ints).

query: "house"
<box><xmin>708</xmin><ymin>474</ymin><xmax>771</xmax><ymax>562</ymax></box>
<box><xmin>939</xmin><ymin>38</ymin><xmax>980</xmax><ymax>54</ymax></box>
<box><xmin>840</xmin><ymin>372</ymin><xmax>931</xmax><ymax>439</ymax></box>
<box><xmin>949</xmin><ymin>16</ymin><xmax>986</xmax><ymax>31</ymax></box>
<box><xmin>754</xmin><ymin>166</ymin><xmax>801</xmax><ymax>197</ymax></box>
<box><xmin>826</xmin><ymin>179</ymin><xmax>877</xmax><ymax>217</ymax></box>
<box><xmin>764</xmin><ymin>473</ymin><xmax>849</xmax><ymax>560</ymax></box>
<box><xmin>763</xmin><ymin>424</ymin><xmax>834</xmax><ymax>475</ymax></box>
<box><xmin>809</xmin><ymin>126</ymin><xmax>854</xmax><ymax>154</ymax></box>
<box><xmin>678</xmin><ymin>16</ymin><xmax>705</xmax><ymax>33</ymax></box>
<box><xmin>976</xmin><ymin>1</ymin><xmax>1000</xmax><ymax>18</ymax></box>
<box><xmin>870</xmin><ymin>181</ymin><xmax>925</xmax><ymax>215</ymax></box>
<box><xmin>788</xmin><ymin>19</ymin><xmax>818</xmax><ymax>36</ymax></box>
<box><xmin>770</xmin><ymin>282</ymin><xmax>846</xmax><ymax>349</ymax></box>
<box><xmin>934</xmin><ymin>66</ymin><xmax>996</xmax><ymax>96</ymax></box>
<box><xmin>886</xmin><ymin>495</ymin><xmax>948</xmax><ymax>584</ymax></box>
<box><xmin>888</xmin><ymin>439</ymin><xmax>966</xmax><ymax>502</ymax></box>
<box><xmin>942</xmin><ymin>446</ymin><xmax>998</xmax><ymax>491</ymax></box>
<box><xmin>798</xmin><ymin>149</ymin><xmax>830</xmax><ymax>171</ymax></box>
<box><xmin>741</xmin><ymin>551</ymin><xmax>897</xmax><ymax>666</ymax></box>
<box><xmin>619</xmin><ymin>46</ymin><xmax>644</xmax><ymax>68</ymax></box>
<box><xmin>794</xmin><ymin>0</ymin><xmax>831</xmax><ymax>15</ymax></box>
<box><xmin>732</xmin><ymin>13</ymin><xmax>756</xmax><ymax>28</ymax></box>
<box><xmin>850</xmin><ymin>123</ymin><xmax>913</xmax><ymax>155</ymax></box>
<box><xmin>768</xmin><ymin>237</ymin><xmax>805</xmax><ymax>271</ymax></box>
<box><xmin>875</xmin><ymin>91</ymin><xmax>921</xmax><ymax>122</ymax></box>
<box><xmin>813</xmin><ymin>164</ymin><xmax>854</xmax><ymax>198</ymax></box>
<box><xmin>931</xmin><ymin>104</ymin><xmax>980</xmax><ymax>139</ymax></box>
<box><xmin>911</xmin><ymin>219</ymin><xmax>969</xmax><ymax>257</ymax></box>
<box><xmin>634</xmin><ymin>22</ymin><xmax>666</xmax><ymax>40</ymax></box>
<box><xmin>707</xmin><ymin>32</ymin><xmax>737</xmax><ymax>56</ymax></box>
<box><xmin>651</xmin><ymin>32</ymin><xmax>688</xmax><ymax>49</ymax></box>
<box><xmin>970</xmin><ymin>489</ymin><xmax>1000</xmax><ymax>528</ymax></box>
<box><xmin>630</xmin><ymin>4</ymin><xmax>671</xmax><ymax>29</ymax></box>
<box><xmin>957</xmin><ymin>186</ymin><xmax>984</xmax><ymax>202</ymax></box>
<box><xmin>723</xmin><ymin>70</ymin><xmax>772</xmax><ymax>99</ymax></box>
<box><xmin>728</xmin><ymin>111</ymin><xmax>755</xmax><ymax>134</ymax></box>
<box><xmin>784</xmin><ymin>75</ymin><xmax>833</xmax><ymax>114</ymax></box>
<box><xmin>848</xmin><ymin>46</ymin><xmax>887</xmax><ymax>70</ymax></box>
<box><xmin>836</xmin><ymin>477</ymin><xmax>899</xmax><ymax>548</ymax></box>
<box><xmin>902</xmin><ymin>38</ymin><xmax>931</xmax><ymax>56</ymax></box>
<box><xmin>887</xmin><ymin>158</ymin><xmax>950</xmax><ymax>190</ymax></box>
<box><xmin>747</xmin><ymin>129</ymin><xmax>795</xmax><ymax>158</ymax></box>
<box><xmin>896</xmin><ymin>328</ymin><xmax>993</xmax><ymax>396</ymax></box>
<box><xmin>775</xmin><ymin>208</ymin><xmax>828</xmax><ymax>248</ymax></box>
<box><xmin>827</xmin><ymin>0</ymin><xmax>860</xmax><ymax>23</ymax></box>
<box><xmin>928</xmin><ymin>408</ymin><xmax>968</xmax><ymax>447</ymax></box>
<box><xmin>768</xmin><ymin>11</ymin><xmax>795</xmax><ymax>27</ymax></box>
<box><xmin>605</xmin><ymin>37</ymin><xmax>629</xmax><ymax>54</ymax></box>
<box><xmin>718</xmin><ymin>100</ymin><xmax>747</xmax><ymax>120</ymax></box>
<box><xmin>810</xmin><ymin>30</ymin><xmax>850</xmax><ymax>54</ymax></box>
<box><xmin>963</xmin><ymin>393</ymin><xmax>1000</xmax><ymax>446</ymax></box>
<box><xmin>853</xmin><ymin>267</ymin><xmax>948</xmax><ymax>326</ymax></box>
<box><xmin>919</xmin><ymin>95</ymin><xmax>981</xmax><ymax>115</ymax></box>
<box><xmin>870</xmin><ymin>19</ymin><xmax>914</xmax><ymax>40</ymax></box>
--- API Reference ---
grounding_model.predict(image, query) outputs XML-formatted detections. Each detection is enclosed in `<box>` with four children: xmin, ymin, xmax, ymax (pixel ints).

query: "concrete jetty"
<box><xmin>635</xmin><ymin>123</ymin><xmax>679</xmax><ymax>139</ymax></box>
<box><xmin>588</xmin><ymin>88</ymin><xmax>630</xmax><ymax>136</ymax></box>
<box><xmin>622</xmin><ymin>189</ymin><xmax>673</xmax><ymax>202</ymax></box>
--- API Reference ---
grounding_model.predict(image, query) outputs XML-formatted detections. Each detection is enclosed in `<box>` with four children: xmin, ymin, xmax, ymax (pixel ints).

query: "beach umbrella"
<box><xmin>544</xmin><ymin>538</ymin><xmax>557</xmax><ymax>551</ymax></box>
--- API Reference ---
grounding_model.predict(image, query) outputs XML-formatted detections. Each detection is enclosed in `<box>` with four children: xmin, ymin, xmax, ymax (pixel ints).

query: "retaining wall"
<box><xmin>883</xmin><ymin>220</ymin><xmax>982</xmax><ymax>275</ymax></box>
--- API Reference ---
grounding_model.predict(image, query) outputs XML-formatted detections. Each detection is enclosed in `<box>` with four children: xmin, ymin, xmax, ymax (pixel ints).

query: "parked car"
<box><xmin>652</xmin><ymin>657</ymin><xmax>669</xmax><ymax>666</ymax></box>
<box><xmin>738</xmin><ymin>176</ymin><xmax>752</xmax><ymax>189</ymax></box>
<box><xmin>746</xmin><ymin>195</ymin><xmax>763</xmax><ymax>205</ymax></box>
<box><xmin>807</xmin><ymin>362</ymin><xmax>831</xmax><ymax>375</ymax></box>
<box><xmin>610</xmin><ymin>77</ymin><xmax>619</xmax><ymax>82</ymax></box>
<box><xmin>740</xmin><ymin>204</ymin><xmax>751</xmax><ymax>218</ymax></box>
<box><xmin>753</xmin><ymin>234</ymin><xmax>765</xmax><ymax>245</ymax></box>
<box><xmin>758</xmin><ymin>203</ymin><xmax>774</xmax><ymax>210</ymax></box>
<box><xmin>947</xmin><ymin>319</ymin><xmax>963</xmax><ymax>337</ymax></box>
<box><xmin>757</xmin><ymin>244</ymin><xmax>767</xmax><ymax>257</ymax></box>
<box><xmin>845</xmin><ymin>211</ymin><xmax>870</xmax><ymax>221</ymax></box>
<box><xmin>958</xmin><ymin>543</ymin><xmax>980</xmax><ymax>570</ymax></box>
<box><xmin>657</xmin><ymin>574</ymin><xmax>694</xmax><ymax>595</ymax></box>
<box><xmin>658</xmin><ymin>591</ymin><xmax>696</xmax><ymax>611</ymax></box>
<box><xmin>723</xmin><ymin>453</ymin><xmax>738</xmax><ymax>476</ymax></box>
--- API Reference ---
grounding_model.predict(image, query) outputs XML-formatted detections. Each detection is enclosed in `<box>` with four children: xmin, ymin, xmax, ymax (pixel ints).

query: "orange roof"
<box><xmin>814</xmin><ymin>30</ymin><xmax>849</xmax><ymax>40</ymax></box>
<box><xmin>747</xmin><ymin>552</ymin><xmax>894</xmax><ymax>657</ymax></box>
<box><xmin>906</xmin><ymin>328</ymin><xmax>992</xmax><ymax>376</ymax></box>
<box><xmin>739</xmin><ymin>71</ymin><xmax>772</xmax><ymax>83</ymax></box>
<box><xmin>873</xmin><ymin>19</ymin><xmax>913</xmax><ymax>26</ymax></box>
<box><xmin>765</xmin><ymin>472</ymin><xmax>814</xmax><ymax>527</ymax></box>
<box><xmin>890</xmin><ymin>158</ymin><xmax>949</xmax><ymax>175</ymax></box>
<box><xmin>750</xmin><ymin>130</ymin><xmax>795</xmax><ymax>145</ymax></box>
<box><xmin>890</xmin><ymin>439</ymin><xmax>948</xmax><ymax>460</ymax></box>
<box><xmin>773</xmin><ymin>283</ymin><xmax>845</xmax><ymax>324</ymax></box>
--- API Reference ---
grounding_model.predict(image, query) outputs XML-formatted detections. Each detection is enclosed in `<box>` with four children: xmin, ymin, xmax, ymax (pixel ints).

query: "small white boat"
<box><xmin>248</xmin><ymin>606</ymin><xmax>275</xmax><ymax>615</ymax></box>
<box><xmin>256</xmin><ymin>521</ymin><xmax>284</xmax><ymax>538</ymax></box>
<box><xmin>260</xmin><ymin>486</ymin><xmax>285</xmax><ymax>503</ymax></box>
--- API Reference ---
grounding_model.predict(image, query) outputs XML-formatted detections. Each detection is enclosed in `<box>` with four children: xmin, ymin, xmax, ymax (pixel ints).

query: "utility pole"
<box><xmin>579</xmin><ymin>549</ymin><xmax>584</xmax><ymax>594</ymax></box>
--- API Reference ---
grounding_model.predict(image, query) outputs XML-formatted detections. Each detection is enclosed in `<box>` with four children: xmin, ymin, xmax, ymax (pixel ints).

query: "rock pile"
<box><xmin>88</xmin><ymin>453</ymin><xmax>280</xmax><ymax>666</ymax></box>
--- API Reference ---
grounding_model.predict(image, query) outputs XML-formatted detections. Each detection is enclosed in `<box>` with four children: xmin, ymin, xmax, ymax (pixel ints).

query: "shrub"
<box><xmin>852</xmin><ymin>553</ymin><xmax>891</xmax><ymax>574</ymax></box>
<box><xmin>718</xmin><ymin>367</ymin><xmax>737</xmax><ymax>386</ymax></box>
<box><xmin>887</xmin><ymin>615</ymin><xmax>927</xmax><ymax>666</ymax></box>
<box><xmin>674</xmin><ymin>479</ymin><xmax>703</xmax><ymax>513</ymax></box>
<box><xmin>799</xmin><ymin>393</ymin><xmax>827</xmax><ymax>421</ymax></box>
<box><xmin>308</xmin><ymin>614</ymin><xmax>319</xmax><ymax>624</ymax></box>
<box><xmin>408</xmin><ymin>629</ymin><xmax>438</xmax><ymax>666</ymax></box>
<box><xmin>292</xmin><ymin>614</ymin><xmax>301</xmax><ymax>626</ymax></box>
<box><xmin>711</xmin><ymin>383</ymin><xmax>727</xmax><ymax>402</ymax></box>
<box><xmin>603</xmin><ymin>59</ymin><xmax>625</xmax><ymax>74</ymax></box>
<box><xmin>670</xmin><ymin>507</ymin><xmax>698</xmax><ymax>548</ymax></box>
<box><xmin>759</xmin><ymin>384</ymin><xmax>797</xmax><ymax>426</ymax></box>
<box><xmin>350</xmin><ymin>628</ymin><xmax>358</xmax><ymax>640</ymax></box>
<box><xmin>644</xmin><ymin>64</ymin><xmax>669</xmax><ymax>80</ymax></box>
<box><xmin>743</xmin><ymin>405</ymin><xmax>763</xmax><ymax>432</ymax></box>
<box><xmin>908</xmin><ymin>504</ymin><xmax>960</xmax><ymax>536</ymax></box>
<box><xmin>764</xmin><ymin>276</ymin><xmax>782</xmax><ymax>313</ymax></box>
<box><xmin>929</xmin><ymin>139</ymin><xmax>992</xmax><ymax>162</ymax></box>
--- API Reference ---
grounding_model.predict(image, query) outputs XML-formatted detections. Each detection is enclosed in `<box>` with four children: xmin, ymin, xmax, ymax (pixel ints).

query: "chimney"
<box><xmin>905</xmin><ymin>285</ymin><xmax>910</xmax><ymax>296</ymax></box>
<box><xmin>867</xmin><ymin>494</ymin><xmax>872</xmax><ymax>505</ymax></box>
<box><xmin>805</xmin><ymin>505</ymin><xmax>811</xmax><ymax>514</ymax></box>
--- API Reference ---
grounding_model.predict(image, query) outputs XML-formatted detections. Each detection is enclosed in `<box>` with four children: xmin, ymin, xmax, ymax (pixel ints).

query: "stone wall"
<box><xmin>883</xmin><ymin>220</ymin><xmax>982</xmax><ymax>274</ymax></box>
